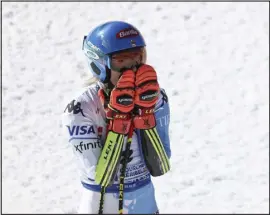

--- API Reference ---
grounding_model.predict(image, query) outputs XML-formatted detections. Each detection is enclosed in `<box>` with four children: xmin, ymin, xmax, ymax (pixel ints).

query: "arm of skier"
<box><xmin>95</xmin><ymin>70</ymin><xmax>135</xmax><ymax>187</ymax></box>
<box><xmin>154</xmin><ymin>89</ymin><xmax>171</xmax><ymax>159</ymax></box>
<box><xmin>133</xmin><ymin>64</ymin><xmax>170</xmax><ymax>176</ymax></box>
<box><xmin>62</xmin><ymin>96</ymin><xmax>103</xmax><ymax>180</ymax></box>
<box><xmin>132</xmin><ymin>64</ymin><xmax>171</xmax><ymax>159</ymax></box>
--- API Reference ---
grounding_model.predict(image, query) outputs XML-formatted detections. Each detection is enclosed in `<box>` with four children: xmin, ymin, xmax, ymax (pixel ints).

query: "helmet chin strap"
<box><xmin>102</xmin><ymin>66</ymin><xmax>115</xmax><ymax>93</ymax></box>
<box><xmin>102</xmin><ymin>66</ymin><xmax>111</xmax><ymax>83</ymax></box>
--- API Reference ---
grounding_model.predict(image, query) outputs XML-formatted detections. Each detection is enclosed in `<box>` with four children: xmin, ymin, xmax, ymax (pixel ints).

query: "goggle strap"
<box><xmin>82</xmin><ymin>36</ymin><xmax>87</xmax><ymax>50</ymax></box>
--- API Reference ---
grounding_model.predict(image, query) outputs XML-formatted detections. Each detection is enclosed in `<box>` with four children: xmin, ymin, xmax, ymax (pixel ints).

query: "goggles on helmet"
<box><xmin>109</xmin><ymin>47</ymin><xmax>146</xmax><ymax>72</ymax></box>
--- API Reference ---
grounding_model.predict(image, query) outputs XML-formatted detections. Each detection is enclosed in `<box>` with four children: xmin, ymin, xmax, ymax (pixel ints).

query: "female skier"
<box><xmin>62</xmin><ymin>21</ymin><xmax>171</xmax><ymax>214</ymax></box>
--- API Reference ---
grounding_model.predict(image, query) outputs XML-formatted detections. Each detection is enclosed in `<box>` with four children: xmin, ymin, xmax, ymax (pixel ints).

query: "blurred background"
<box><xmin>2</xmin><ymin>2</ymin><xmax>269</xmax><ymax>213</ymax></box>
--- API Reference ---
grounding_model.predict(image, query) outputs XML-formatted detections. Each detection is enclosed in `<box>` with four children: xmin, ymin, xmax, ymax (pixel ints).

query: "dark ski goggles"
<box><xmin>109</xmin><ymin>47</ymin><xmax>146</xmax><ymax>72</ymax></box>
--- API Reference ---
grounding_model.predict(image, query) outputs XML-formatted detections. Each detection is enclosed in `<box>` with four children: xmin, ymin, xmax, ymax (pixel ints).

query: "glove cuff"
<box><xmin>109</xmin><ymin>118</ymin><xmax>132</xmax><ymax>134</ymax></box>
<box><xmin>133</xmin><ymin>114</ymin><xmax>156</xmax><ymax>129</ymax></box>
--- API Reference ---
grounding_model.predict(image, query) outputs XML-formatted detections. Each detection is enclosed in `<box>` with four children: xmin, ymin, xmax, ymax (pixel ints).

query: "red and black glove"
<box><xmin>133</xmin><ymin>64</ymin><xmax>170</xmax><ymax>177</ymax></box>
<box><xmin>133</xmin><ymin>64</ymin><xmax>160</xmax><ymax>129</ymax></box>
<box><xmin>98</xmin><ymin>69</ymin><xmax>135</xmax><ymax>134</ymax></box>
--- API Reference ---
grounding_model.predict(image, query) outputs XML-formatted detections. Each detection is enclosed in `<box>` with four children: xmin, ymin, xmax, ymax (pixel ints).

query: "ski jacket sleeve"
<box><xmin>61</xmin><ymin>91</ymin><xmax>106</xmax><ymax>181</ymax></box>
<box><xmin>154</xmin><ymin>89</ymin><xmax>171</xmax><ymax>158</ymax></box>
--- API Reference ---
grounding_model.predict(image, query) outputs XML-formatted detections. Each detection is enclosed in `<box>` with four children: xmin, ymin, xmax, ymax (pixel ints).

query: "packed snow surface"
<box><xmin>2</xmin><ymin>2</ymin><xmax>269</xmax><ymax>213</ymax></box>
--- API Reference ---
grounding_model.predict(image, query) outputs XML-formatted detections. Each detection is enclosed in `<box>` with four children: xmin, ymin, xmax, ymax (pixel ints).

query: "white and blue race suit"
<box><xmin>62</xmin><ymin>82</ymin><xmax>171</xmax><ymax>214</ymax></box>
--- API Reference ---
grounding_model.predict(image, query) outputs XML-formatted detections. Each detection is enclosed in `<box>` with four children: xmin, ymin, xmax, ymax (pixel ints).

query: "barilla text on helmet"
<box><xmin>116</xmin><ymin>28</ymin><xmax>139</xmax><ymax>39</ymax></box>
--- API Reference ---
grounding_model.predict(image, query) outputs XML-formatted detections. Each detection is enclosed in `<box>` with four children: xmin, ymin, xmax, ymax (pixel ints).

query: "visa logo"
<box><xmin>67</xmin><ymin>125</ymin><xmax>96</xmax><ymax>136</ymax></box>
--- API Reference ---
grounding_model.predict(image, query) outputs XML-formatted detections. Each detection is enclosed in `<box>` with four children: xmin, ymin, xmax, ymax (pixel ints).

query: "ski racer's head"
<box><xmin>82</xmin><ymin>21</ymin><xmax>147</xmax><ymax>84</ymax></box>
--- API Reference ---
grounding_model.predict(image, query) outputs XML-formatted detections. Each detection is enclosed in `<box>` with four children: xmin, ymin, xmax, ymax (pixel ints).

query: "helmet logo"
<box><xmin>130</xmin><ymin>40</ymin><xmax>136</xmax><ymax>47</ymax></box>
<box><xmin>86</xmin><ymin>41</ymin><xmax>101</xmax><ymax>52</ymax></box>
<box><xmin>116</xmin><ymin>28</ymin><xmax>139</xmax><ymax>39</ymax></box>
<box><xmin>86</xmin><ymin>50</ymin><xmax>99</xmax><ymax>60</ymax></box>
<box><xmin>84</xmin><ymin>40</ymin><xmax>101</xmax><ymax>60</ymax></box>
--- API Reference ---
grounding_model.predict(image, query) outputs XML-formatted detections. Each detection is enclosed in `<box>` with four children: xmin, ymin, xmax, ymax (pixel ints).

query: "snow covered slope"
<box><xmin>2</xmin><ymin>2</ymin><xmax>269</xmax><ymax>213</ymax></box>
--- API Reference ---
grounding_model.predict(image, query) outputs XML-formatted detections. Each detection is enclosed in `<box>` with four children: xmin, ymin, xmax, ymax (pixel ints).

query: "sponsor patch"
<box><xmin>114</xmin><ymin>162</ymin><xmax>149</xmax><ymax>183</ymax></box>
<box><xmin>116</xmin><ymin>28</ymin><xmax>139</xmax><ymax>39</ymax></box>
<box><xmin>74</xmin><ymin>140</ymin><xmax>102</xmax><ymax>153</ymax></box>
<box><xmin>117</xmin><ymin>95</ymin><xmax>133</xmax><ymax>105</ymax></box>
<box><xmin>64</xmin><ymin>100</ymin><xmax>85</xmax><ymax>117</ymax></box>
<box><xmin>67</xmin><ymin>125</ymin><xmax>96</xmax><ymax>136</ymax></box>
<box><xmin>140</xmin><ymin>90</ymin><xmax>159</xmax><ymax>101</ymax></box>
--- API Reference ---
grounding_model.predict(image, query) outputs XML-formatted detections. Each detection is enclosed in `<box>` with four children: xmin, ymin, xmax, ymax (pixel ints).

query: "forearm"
<box><xmin>154</xmin><ymin>90</ymin><xmax>171</xmax><ymax>159</ymax></box>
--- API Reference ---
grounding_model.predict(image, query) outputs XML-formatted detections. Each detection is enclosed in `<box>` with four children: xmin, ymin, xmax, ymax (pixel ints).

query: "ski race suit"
<box><xmin>62</xmin><ymin>82</ymin><xmax>171</xmax><ymax>214</ymax></box>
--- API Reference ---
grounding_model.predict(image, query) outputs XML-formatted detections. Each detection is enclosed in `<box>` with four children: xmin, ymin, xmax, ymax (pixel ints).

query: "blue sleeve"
<box><xmin>154</xmin><ymin>89</ymin><xmax>171</xmax><ymax>159</ymax></box>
